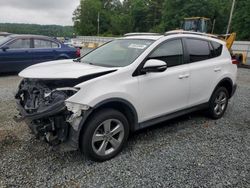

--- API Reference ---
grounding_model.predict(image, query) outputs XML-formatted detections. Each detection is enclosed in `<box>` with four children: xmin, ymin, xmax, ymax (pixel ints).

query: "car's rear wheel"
<box><xmin>80</xmin><ymin>109</ymin><xmax>129</xmax><ymax>162</ymax></box>
<box><xmin>208</xmin><ymin>87</ymin><xmax>229</xmax><ymax>119</ymax></box>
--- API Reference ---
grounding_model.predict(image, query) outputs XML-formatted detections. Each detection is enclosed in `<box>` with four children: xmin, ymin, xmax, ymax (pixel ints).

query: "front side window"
<box><xmin>80</xmin><ymin>39</ymin><xmax>153</xmax><ymax>67</ymax></box>
<box><xmin>8</xmin><ymin>38</ymin><xmax>30</xmax><ymax>49</ymax></box>
<box><xmin>34</xmin><ymin>39</ymin><xmax>59</xmax><ymax>48</ymax></box>
<box><xmin>186</xmin><ymin>39</ymin><xmax>212</xmax><ymax>62</ymax></box>
<box><xmin>149</xmin><ymin>39</ymin><xmax>184</xmax><ymax>67</ymax></box>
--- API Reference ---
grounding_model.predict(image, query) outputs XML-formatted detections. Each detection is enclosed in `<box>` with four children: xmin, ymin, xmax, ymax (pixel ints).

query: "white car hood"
<box><xmin>19</xmin><ymin>59</ymin><xmax>117</xmax><ymax>79</ymax></box>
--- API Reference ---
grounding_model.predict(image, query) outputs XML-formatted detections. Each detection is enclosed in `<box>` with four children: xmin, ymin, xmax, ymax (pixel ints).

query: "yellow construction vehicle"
<box><xmin>181</xmin><ymin>17</ymin><xmax>247</xmax><ymax>65</ymax></box>
<box><xmin>182</xmin><ymin>17</ymin><xmax>212</xmax><ymax>33</ymax></box>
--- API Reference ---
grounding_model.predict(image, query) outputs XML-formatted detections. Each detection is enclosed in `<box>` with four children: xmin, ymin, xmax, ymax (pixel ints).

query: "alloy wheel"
<box><xmin>214</xmin><ymin>91</ymin><xmax>227</xmax><ymax>116</ymax></box>
<box><xmin>92</xmin><ymin>119</ymin><xmax>125</xmax><ymax>156</ymax></box>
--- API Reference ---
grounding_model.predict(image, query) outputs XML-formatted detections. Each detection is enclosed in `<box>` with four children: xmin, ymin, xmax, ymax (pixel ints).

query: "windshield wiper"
<box><xmin>73</xmin><ymin>58</ymin><xmax>81</xmax><ymax>62</ymax></box>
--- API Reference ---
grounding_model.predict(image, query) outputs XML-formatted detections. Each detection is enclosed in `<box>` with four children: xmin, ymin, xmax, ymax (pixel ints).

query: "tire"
<box><xmin>207</xmin><ymin>87</ymin><xmax>229</xmax><ymax>119</ymax></box>
<box><xmin>80</xmin><ymin>109</ymin><xmax>129</xmax><ymax>162</ymax></box>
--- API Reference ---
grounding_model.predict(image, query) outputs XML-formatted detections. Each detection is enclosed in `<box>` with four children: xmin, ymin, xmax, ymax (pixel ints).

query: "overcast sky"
<box><xmin>0</xmin><ymin>0</ymin><xmax>80</xmax><ymax>26</ymax></box>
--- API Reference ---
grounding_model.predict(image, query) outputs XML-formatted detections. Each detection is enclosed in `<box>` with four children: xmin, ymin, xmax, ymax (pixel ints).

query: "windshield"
<box><xmin>0</xmin><ymin>36</ymin><xmax>11</xmax><ymax>46</ymax></box>
<box><xmin>80</xmin><ymin>39</ymin><xmax>154</xmax><ymax>67</ymax></box>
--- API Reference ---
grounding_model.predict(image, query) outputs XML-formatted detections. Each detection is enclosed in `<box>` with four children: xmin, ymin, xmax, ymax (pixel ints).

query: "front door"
<box><xmin>0</xmin><ymin>38</ymin><xmax>33</xmax><ymax>72</ymax></box>
<box><xmin>137</xmin><ymin>39</ymin><xmax>190</xmax><ymax>122</ymax></box>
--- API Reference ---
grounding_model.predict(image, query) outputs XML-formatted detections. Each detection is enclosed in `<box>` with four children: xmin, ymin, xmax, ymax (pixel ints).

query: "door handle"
<box><xmin>179</xmin><ymin>74</ymin><xmax>190</xmax><ymax>79</ymax></box>
<box><xmin>214</xmin><ymin>67</ymin><xmax>221</xmax><ymax>72</ymax></box>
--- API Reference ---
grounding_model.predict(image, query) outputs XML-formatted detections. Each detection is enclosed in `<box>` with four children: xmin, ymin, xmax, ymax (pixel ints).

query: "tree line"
<box><xmin>73</xmin><ymin>0</ymin><xmax>250</xmax><ymax>40</ymax></box>
<box><xmin>0</xmin><ymin>23</ymin><xmax>74</xmax><ymax>37</ymax></box>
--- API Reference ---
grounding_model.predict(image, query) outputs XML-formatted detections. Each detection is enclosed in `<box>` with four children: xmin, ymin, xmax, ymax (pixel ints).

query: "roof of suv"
<box><xmin>123</xmin><ymin>31</ymin><xmax>225</xmax><ymax>45</ymax></box>
<box><xmin>124</xmin><ymin>35</ymin><xmax>164</xmax><ymax>40</ymax></box>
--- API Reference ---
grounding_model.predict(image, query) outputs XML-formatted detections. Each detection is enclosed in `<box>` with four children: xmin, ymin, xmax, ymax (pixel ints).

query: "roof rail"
<box><xmin>124</xmin><ymin>32</ymin><xmax>161</xmax><ymax>37</ymax></box>
<box><xmin>164</xmin><ymin>30</ymin><xmax>219</xmax><ymax>39</ymax></box>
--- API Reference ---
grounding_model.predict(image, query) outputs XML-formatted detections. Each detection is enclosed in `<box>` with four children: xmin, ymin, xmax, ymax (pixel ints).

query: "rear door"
<box><xmin>31</xmin><ymin>38</ymin><xmax>60</xmax><ymax>64</ymax></box>
<box><xmin>184</xmin><ymin>38</ymin><xmax>224</xmax><ymax>107</ymax></box>
<box><xmin>0</xmin><ymin>38</ymin><xmax>33</xmax><ymax>72</ymax></box>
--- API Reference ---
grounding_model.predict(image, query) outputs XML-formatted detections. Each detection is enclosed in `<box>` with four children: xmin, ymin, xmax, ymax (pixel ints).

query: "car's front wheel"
<box><xmin>208</xmin><ymin>87</ymin><xmax>229</xmax><ymax>119</ymax></box>
<box><xmin>80</xmin><ymin>109</ymin><xmax>129</xmax><ymax>162</ymax></box>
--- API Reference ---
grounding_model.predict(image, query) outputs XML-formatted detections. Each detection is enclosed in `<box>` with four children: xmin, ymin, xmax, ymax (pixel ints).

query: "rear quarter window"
<box><xmin>211</xmin><ymin>41</ymin><xmax>223</xmax><ymax>58</ymax></box>
<box><xmin>34</xmin><ymin>39</ymin><xmax>59</xmax><ymax>48</ymax></box>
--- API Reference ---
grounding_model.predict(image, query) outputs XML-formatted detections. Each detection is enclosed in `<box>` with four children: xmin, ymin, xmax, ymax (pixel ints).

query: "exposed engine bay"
<box><xmin>14</xmin><ymin>70</ymin><xmax>116</xmax><ymax>150</ymax></box>
<box><xmin>15</xmin><ymin>78</ymin><xmax>81</xmax><ymax>146</ymax></box>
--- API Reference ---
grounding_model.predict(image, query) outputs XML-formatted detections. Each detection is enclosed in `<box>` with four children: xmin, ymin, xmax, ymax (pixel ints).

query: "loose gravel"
<box><xmin>0</xmin><ymin>69</ymin><xmax>249</xmax><ymax>188</ymax></box>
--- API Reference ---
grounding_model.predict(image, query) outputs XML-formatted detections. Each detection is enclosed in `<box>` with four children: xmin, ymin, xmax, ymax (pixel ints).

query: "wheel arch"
<box><xmin>212</xmin><ymin>77</ymin><xmax>234</xmax><ymax>99</ymax></box>
<box><xmin>77</xmin><ymin>98</ymin><xmax>139</xmax><ymax>147</ymax></box>
<box><xmin>92</xmin><ymin>98</ymin><xmax>138</xmax><ymax>131</ymax></box>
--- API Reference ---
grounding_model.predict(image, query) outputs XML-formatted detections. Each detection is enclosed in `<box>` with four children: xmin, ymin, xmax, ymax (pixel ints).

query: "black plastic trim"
<box><xmin>137</xmin><ymin>103</ymin><xmax>209</xmax><ymax>130</ymax></box>
<box><xmin>75</xmin><ymin>98</ymin><xmax>139</xmax><ymax>148</ymax></box>
<box><xmin>213</xmin><ymin>77</ymin><xmax>234</xmax><ymax>98</ymax></box>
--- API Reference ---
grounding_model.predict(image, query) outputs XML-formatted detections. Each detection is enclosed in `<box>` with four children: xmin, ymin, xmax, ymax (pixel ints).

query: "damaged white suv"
<box><xmin>15</xmin><ymin>31</ymin><xmax>237</xmax><ymax>161</ymax></box>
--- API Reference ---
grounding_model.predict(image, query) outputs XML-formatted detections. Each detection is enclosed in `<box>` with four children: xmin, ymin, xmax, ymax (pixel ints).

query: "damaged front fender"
<box><xmin>65</xmin><ymin>102</ymin><xmax>90</xmax><ymax>131</ymax></box>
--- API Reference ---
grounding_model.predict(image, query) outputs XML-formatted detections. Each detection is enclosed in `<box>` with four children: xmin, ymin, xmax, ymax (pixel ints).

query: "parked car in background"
<box><xmin>0</xmin><ymin>34</ymin><xmax>81</xmax><ymax>73</ymax></box>
<box><xmin>63</xmin><ymin>38</ymin><xmax>74</xmax><ymax>46</ymax></box>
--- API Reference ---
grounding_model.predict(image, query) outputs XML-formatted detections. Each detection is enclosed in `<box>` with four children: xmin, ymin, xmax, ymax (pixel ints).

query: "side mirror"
<box><xmin>1</xmin><ymin>46</ymin><xmax>9</xmax><ymax>51</ymax></box>
<box><xmin>141</xmin><ymin>59</ymin><xmax>167</xmax><ymax>73</ymax></box>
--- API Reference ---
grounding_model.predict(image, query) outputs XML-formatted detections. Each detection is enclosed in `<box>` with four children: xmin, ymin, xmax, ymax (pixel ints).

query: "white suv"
<box><xmin>15</xmin><ymin>31</ymin><xmax>237</xmax><ymax>161</ymax></box>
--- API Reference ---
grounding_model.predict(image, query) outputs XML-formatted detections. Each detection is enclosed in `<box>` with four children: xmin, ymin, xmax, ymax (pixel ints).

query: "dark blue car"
<box><xmin>0</xmin><ymin>35</ymin><xmax>81</xmax><ymax>73</ymax></box>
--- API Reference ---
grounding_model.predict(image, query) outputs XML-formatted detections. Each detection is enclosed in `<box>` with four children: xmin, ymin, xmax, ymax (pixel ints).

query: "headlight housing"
<box><xmin>65</xmin><ymin>101</ymin><xmax>90</xmax><ymax>113</ymax></box>
<box><xmin>44</xmin><ymin>87</ymin><xmax>80</xmax><ymax>98</ymax></box>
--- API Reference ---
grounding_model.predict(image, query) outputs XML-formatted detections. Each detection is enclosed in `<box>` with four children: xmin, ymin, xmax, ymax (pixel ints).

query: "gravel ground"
<box><xmin>0</xmin><ymin>68</ymin><xmax>249</xmax><ymax>188</ymax></box>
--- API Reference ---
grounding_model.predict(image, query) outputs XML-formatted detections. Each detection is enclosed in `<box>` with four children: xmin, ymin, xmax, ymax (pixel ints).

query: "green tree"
<box><xmin>232</xmin><ymin>0</ymin><xmax>250</xmax><ymax>40</ymax></box>
<box><xmin>72</xmin><ymin>0</ymin><xmax>250</xmax><ymax>40</ymax></box>
<box><xmin>0</xmin><ymin>23</ymin><xmax>74</xmax><ymax>37</ymax></box>
<box><xmin>73</xmin><ymin>0</ymin><xmax>102</xmax><ymax>35</ymax></box>
<box><xmin>161</xmin><ymin>0</ymin><xmax>217</xmax><ymax>31</ymax></box>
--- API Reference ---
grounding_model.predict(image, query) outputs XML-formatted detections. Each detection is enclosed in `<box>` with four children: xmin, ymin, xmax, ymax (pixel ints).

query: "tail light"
<box><xmin>76</xmin><ymin>48</ymin><xmax>81</xmax><ymax>58</ymax></box>
<box><xmin>231</xmin><ymin>57</ymin><xmax>239</xmax><ymax>65</ymax></box>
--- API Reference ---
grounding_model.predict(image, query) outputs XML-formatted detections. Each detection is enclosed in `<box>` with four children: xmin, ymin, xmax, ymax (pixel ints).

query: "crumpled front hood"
<box><xmin>19</xmin><ymin>59</ymin><xmax>117</xmax><ymax>79</ymax></box>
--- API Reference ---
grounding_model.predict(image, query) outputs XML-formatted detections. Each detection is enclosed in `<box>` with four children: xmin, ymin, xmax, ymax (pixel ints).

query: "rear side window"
<box><xmin>8</xmin><ymin>38</ymin><xmax>31</xmax><ymax>49</ymax></box>
<box><xmin>149</xmin><ymin>39</ymin><xmax>184</xmax><ymax>67</ymax></box>
<box><xmin>186</xmin><ymin>39</ymin><xmax>212</xmax><ymax>63</ymax></box>
<box><xmin>211</xmin><ymin>41</ymin><xmax>223</xmax><ymax>57</ymax></box>
<box><xmin>34</xmin><ymin>39</ymin><xmax>59</xmax><ymax>48</ymax></box>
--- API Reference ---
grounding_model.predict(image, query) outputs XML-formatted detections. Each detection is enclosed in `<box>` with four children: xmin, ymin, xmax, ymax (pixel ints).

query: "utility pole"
<box><xmin>226</xmin><ymin>0</ymin><xmax>236</xmax><ymax>35</ymax></box>
<box><xmin>97</xmin><ymin>12</ymin><xmax>100</xmax><ymax>36</ymax></box>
